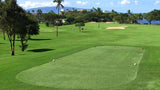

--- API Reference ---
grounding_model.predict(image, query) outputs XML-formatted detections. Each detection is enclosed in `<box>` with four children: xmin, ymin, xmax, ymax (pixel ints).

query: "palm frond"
<box><xmin>93</xmin><ymin>7</ymin><xmax>97</xmax><ymax>11</ymax></box>
<box><xmin>60</xmin><ymin>4</ymin><xmax>64</xmax><ymax>8</ymax></box>
<box><xmin>53</xmin><ymin>0</ymin><xmax>57</xmax><ymax>3</ymax></box>
<box><xmin>56</xmin><ymin>3</ymin><xmax>61</xmax><ymax>8</ymax></box>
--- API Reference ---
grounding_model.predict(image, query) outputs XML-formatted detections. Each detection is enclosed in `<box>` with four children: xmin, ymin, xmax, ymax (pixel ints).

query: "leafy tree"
<box><xmin>0</xmin><ymin>0</ymin><xmax>26</xmax><ymax>55</ymax></box>
<box><xmin>113</xmin><ymin>13</ymin><xmax>129</xmax><ymax>24</ymax></box>
<box><xmin>144</xmin><ymin>10</ymin><xmax>160</xmax><ymax>24</ymax></box>
<box><xmin>42</xmin><ymin>12</ymin><xmax>58</xmax><ymax>26</ymax></box>
<box><xmin>32</xmin><ymin>10</ymin><xmax>35</xmax><ymax>14</ymax></box>
<box><xmin>87</xmin><ymin>12</ymin><xmax>98</xmax><ymax>22</ymax></box>
<box><xmin>0</xmin><ymin>0</ymin><xmax>39</xmax><ymax>55</ymax></box>
<box><xmin>26</xmin><ymin>12</ymin><xmax>39</xmax><ymax>39</ymax></box>
<box><xmin>74</xmin><ymin>16</ymin><xmax>85</xmax><ymax>23</ymax></box>
<box><xmin>74</xmin><ymin>16</ymin><xmax>85</xmax><ymax>31</ymax></box>
<box><xmin>53</xmin><ymin>0</ymin><xmax>64</xmax><ymax>37</ymax></box>
<box><xmin>82</xmin><ymin>10</ymin><xmax>88</xmax><ymax>14</ymax></box>
<box><xmin>75</xmin><ymin>23</ymin><xmax>85</xmax><ymax>31</ymax></box>
<box><xmin>16</xmin><ymin>13</ymin><xmax>29</xmax><ymax>51</ymax></box>
<box><xmin>109</xmin><ymin>10</ymin><xmax>118</xmax><ymax>21</ymax></box>
<box><xmin>130</xmin><ymin>14</ymin><xmax>143</xmax><ymax>24</ymax></box>
<box><xmin>66</xmin><ymin>17</ymin><xmax>75</xmax><ymax>24</ymax></box>
<box><xmin>101</xmin><ymin>13</ymin><xmax>112</xmax><ymax>22</ymax></box>
<box><xmin>18</xmin><ymin>13</ymin><xmax>39</xmax><ymax>51</ymax></box>
<box><xmin>0</xmin><ymin>1</ymin><xmax>5</xmax><ymax>40</ymax></box>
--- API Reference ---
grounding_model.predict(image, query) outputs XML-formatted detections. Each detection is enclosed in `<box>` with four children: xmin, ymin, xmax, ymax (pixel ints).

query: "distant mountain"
<box><xmin>26</xmin><ymin>6</ymin><xmax>91</xmax><ymax>13</ymax></box>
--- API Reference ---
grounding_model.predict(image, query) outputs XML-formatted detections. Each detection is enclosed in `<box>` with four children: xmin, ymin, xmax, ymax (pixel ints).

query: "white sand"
<box><xmin>106</xmin><ymin>22</ymin><xmax>113</xmax><ymax>24</ymax></box>
<box><xmin>107</xmin><ymin>26</ymin><xmax>127</xmax><ymax>30</ymax></box>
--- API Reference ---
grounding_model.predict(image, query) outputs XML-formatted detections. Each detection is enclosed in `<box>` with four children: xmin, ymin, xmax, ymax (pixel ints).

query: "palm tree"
<box><xmin>37</xmin><ymin>9</ymin><xmax>42</xmax><ymax>23</ymax></box>
<box><xmin>93</xmin><ymin>7</ymin><xmax>102</xmax><ymax>28</ymax></box>
<box><xmin>127</xmin><ymin>10</ymin><xmax>131</xmax><ymax>15</ymax></box>
<box><xmin>32</xmin><ymin>10</ymin><xmax>35</xmax><ymax>15</ymax></box>
<box><xmin>127</xmin><ymin>10</ymin><xmax>132</xmax><ymax>23</ymax></box>
<box><xmin>130</xmin><ymin>14</ymin><xmax>143</xmax><ymax>24</ymax></box>
<box><xmin>72</xmin><ymin>8</ymin><xmax>75</xmax><ymax>11</ymax></box>
<box><xmin>53</xmin><ymin>0</ymin><xmax>64</xmax><ymax>37</ymax></box>
<box><xmin>110</xmin><ymin>10</ymin><xmax>118</xmax><ymax>22</ymax></box>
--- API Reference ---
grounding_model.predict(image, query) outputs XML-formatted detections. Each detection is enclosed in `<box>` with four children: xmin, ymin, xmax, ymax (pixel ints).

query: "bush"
<box><xmin>66</xmin><ymin>17</ymin><xmax>75</xmax><ymax>24</ymax></box>
<box><xmin>63</xmin><ymin>21</ymin><xmax>70</xmax><ymax>25</ymax></box>
<box><xmin>55</xmin><ymin>20</ymin><xmax>63</xmax><ymax>26</ymax></box>
<box><xmin>45</xmin><ymin>22</ymin><xmax>49</xmax><ymax>27</ymax></box>
<box><xmin>75</xmin><ymin>22</ymin><xmax>85</xmax><ymax>31</ymax></box>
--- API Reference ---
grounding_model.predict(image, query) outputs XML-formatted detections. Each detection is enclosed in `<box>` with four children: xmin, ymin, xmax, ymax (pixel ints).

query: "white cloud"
<box><xmin>154</xmin><ymin>0</ymin><xmax>160</xmax><ymax>5</ymax></box>
<box><xmin>76</xmin><ymin>1</ymin><xmax>88</xmax><ymax>5</ymax></box>
<box><xmin>135</xmin><ymin>0</ymin><xmax>138</xmax><ymax>5</ymax></box>
<box><xmin>96</xmin><ymin>2</ymin><xmax>100</xmax><ymax>5</ymax></box>
<box><xmin>120</xmin><ymin>0</ymin><xmax>130</xmax><ymax>5</ymax></box>
<box><xmin>63</xmin><ymin>2</ymin><xmax>71</xmax><ymax>6</ymax></box>
<box><xmin>110</xmin><ymin>2</ymin><xmax>114</xmax><ymax>5</ymax></box>
<box><xmin>19</xmin><ymin>1</ymin><xmax>71</xmax><ymax>9</ymax></box>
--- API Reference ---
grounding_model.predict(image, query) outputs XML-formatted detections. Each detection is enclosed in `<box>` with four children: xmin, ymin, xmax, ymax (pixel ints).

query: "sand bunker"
<box><xmin>107</xmin><ymin>26</ymin><xmax>127</xmax><ymax>30</ymax></box>
<box><xmin>106</xmin><ymin>22</ymin><xmax>113</xmax><ymax>24</ymax></box>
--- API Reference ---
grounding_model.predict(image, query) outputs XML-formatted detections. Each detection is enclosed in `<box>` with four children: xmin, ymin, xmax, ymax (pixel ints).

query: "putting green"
<box><xmin>16</xmin><ymin>46</ymin><xmax>144</xmax><ymax>89</ymax></box>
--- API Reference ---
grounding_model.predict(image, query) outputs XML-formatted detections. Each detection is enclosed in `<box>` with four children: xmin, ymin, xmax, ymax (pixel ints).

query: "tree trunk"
<box><xmin>28</xmin><ymin>35</ymin><xmax>31</xmax><ymax>40</ymax></box>
<box><xmin>7</xmin><ymin>31</ymin><xmax>15</xmax><ymax>56</ymax></box>
<box><xmin>22</xmin><ymin>47</ymin><xmax>25</xmax><ymax>52</ymax></box>
<box><xmin>11</xmin><ymin>47</ymin><xmax>15</xmax><ymax>55</ymax></box>
<box><xmin>9</xmin><ymin>36</ymin><xmax>15</xmax><ymax>56</ymax></box>
<box><xmin>79</xmin><ymin>26</ymin><xmax>81</xmax><ymax>31</ymax></box>
<box><xmin>21</xmin><ymin>39</ymin><xmax>24</xmax><ymax>52</ymax></box>
<box><xmin>56</xmin><ymin>7</ymin><xmax>59</xmax><ymax>37</ymax></box>
<box><xmin>56</xmin><ymin>26</ymin><xmax>58</xmax><ymax>37</ymax></box>
<box><xmin>12</xmin><ymin>33</ymin><xmax>16</xmax><ymax>56</ymax></box>
<box><xmin>98</xmin><ymin>23</ymin><xmax>100</xmax><ymax>28</ymax></box>
<box><xmin>3</xmin><ymin>30</ymin><xmax>5</xmax><ymax>40</ymax></box>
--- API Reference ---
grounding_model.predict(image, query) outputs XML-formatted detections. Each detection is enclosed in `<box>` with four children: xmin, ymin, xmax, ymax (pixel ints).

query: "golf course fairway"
<box><xmin>16</xmin><ymin>46</ymin><xmax>144</xmax><ymax>89</ymax></box>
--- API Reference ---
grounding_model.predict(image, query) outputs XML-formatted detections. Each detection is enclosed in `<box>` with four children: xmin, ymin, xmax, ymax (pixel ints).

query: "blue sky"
<box><xmin>17</xmin><ymin>0</ymin><xmax>160</xmax><ymax>13</ymax></box>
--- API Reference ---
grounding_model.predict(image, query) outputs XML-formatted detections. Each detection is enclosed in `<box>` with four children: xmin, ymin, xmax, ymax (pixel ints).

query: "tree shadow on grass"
<box><xmin>15</xmin><ymin>39</ymin><xmax>52</xmax><ymax>41</ymax></box>
<box><xmin>0</xmin><ymin>43</ymin><xmax>5</xmax><ymax>44</ymax></box>
<box><xmin>28</xmin><ymin>49</ymin><xmax>54</xmax><ymax>52</ymax></box>
<box><xmin>30</xmin><ymin>39</ymin><xmax>52</xmax><ymax>41</ymax></box>
<box><xmin>15</xmin><ymin>40</ymin><xmax>21</xmax><ymax>41</ymax></box>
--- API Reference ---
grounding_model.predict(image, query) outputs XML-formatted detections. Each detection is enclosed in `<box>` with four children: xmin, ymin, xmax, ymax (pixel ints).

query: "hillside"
<box><xmin>26</xmin><ymin>6</ymin><xmax>90</xmax><ymax>13</ymax></box>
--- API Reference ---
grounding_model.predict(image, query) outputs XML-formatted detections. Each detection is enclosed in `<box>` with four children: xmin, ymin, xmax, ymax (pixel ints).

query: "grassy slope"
<box><xmin>0</xmin><ymin>23</ymin><xmax>160</xmax><ymax>90</ymax></box>
<box><xmin>16</xmin><ymin>46</ymin><xmax>144</xmax><ymax>89</ymax></box>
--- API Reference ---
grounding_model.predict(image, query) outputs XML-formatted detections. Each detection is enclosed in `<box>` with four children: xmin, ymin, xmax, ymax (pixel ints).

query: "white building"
<box><xmin>60</xmin><ymin>9</ymin><xmax>65</xmax><ymax>12</ymax></box>
<box><xmin>103</xmin><ymin>10</ymin><xmax>108</xmax><ymax>13</ymax></box>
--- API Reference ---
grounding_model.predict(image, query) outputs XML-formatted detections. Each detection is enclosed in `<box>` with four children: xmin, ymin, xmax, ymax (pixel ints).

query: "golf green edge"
<box><xmin>16</xmin><ymin>46</ymin><xmax>145</xmax><ymax>89</ymax></box>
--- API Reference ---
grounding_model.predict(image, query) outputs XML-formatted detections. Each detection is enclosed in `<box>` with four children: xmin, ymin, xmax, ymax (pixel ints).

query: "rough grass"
<box><xmin>0</xmin><ymin>23</ymin><xmax>160</xmax><ymax>90</ymax></box>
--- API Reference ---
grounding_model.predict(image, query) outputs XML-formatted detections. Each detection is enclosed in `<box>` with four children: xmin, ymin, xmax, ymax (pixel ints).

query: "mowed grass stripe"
<box><xmin>16</xmin><ymin>46</ymin><xmax>144</xmax><ymax>89</ymax></box>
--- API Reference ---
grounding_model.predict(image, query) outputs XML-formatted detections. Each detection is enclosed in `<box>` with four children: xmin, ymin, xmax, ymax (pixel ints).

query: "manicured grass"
<box><xmin>16</xmin><ymin>46</ymin><xmax>144</xmax><ymax>89</ymax></box>
<box><xmin>0</xmin><ymin>23</ymin><xmax>160</xmax><ymax>90</ymax></box>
